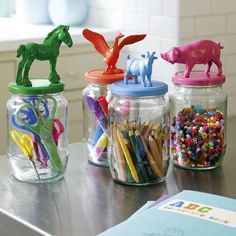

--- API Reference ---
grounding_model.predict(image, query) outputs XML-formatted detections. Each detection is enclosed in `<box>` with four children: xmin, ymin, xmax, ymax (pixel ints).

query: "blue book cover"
<box><xmin>99</xmin><ymin>190</ymin><xmax>236</xmax><ymax>236</ymax></box>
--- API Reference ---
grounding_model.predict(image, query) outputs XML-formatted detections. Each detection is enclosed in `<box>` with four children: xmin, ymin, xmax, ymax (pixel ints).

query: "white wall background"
<box><xmin>87</xmin><ymin>0</ymin><xmax>236</xmax><ymax>116</ymax></box>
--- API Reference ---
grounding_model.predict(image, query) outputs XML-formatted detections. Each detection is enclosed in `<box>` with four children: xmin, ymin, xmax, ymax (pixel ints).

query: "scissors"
<box><xmin>12</xmin><ymin>99</ymin><xmax>49</xmax><ymax>168</ymax></box>
<box><xmin>16</xmin><ymin>96</ymin><xmax>64</xmax><ymax>146</ymax></box>
<box><xmin>10</xmin><ymin>130</ymin><xmax>40</xmax><ymax>180</ymax></box>
<box><xmin>14</xmin><ymin>95</ymin><xmax>62</xmax><ymax>173</ymax></box>
<box><xmin>52</xmin><ymin>118</ymin><xmax>65</xmax><ymax>146</ymax></box>
<box><xmin>16</xmin><ymin>96</ymin><xmax>50</xmax><ymax>125</ymax></box>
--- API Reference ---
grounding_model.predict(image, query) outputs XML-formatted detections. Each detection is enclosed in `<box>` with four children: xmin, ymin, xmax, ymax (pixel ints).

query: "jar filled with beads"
<box><xmin>108</xmin><ymin>51</ymin><xmax>170</xmax><ymax>185</ymax></box>
<box><xmin>161</xmin><ymin>40</ymin><xmax>227</xmax><ymax>170</ymax></box>
<box><xmin>7</xmin><ymin>25</ymin><xmax>72</xmax><ymax>183</ymax></box>
<box><xmin>82</xmin><ymin>28</ymin><xmax>146</xmax><ymax>166</ymax></box>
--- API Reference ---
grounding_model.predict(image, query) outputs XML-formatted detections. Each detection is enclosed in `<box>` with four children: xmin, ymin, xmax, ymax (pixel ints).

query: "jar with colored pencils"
<box><xmin>161</xmin><ymin>40</ymin><xmax>227</xmax><ymax>170</ymax></box>
<box><xmin>108</xmin><ymin>51</ymin><xmax>170</xmax><ymax>185</ymax></box>
<box><xmin>82</xmin><ymin>29</ymin><xmax>146</xmax><ymax>166</ymax></box>
<box><xmin>7</xmin><ymin>26</ymin><xmax>72</xmax><ymax>183</ymax></box>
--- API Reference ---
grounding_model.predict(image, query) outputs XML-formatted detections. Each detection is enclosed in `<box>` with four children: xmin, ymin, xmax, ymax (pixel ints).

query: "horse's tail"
<box><xmin>16</xmin><ymin>45</ymin><xmax>25</xmax><ymax>58</ymax></box>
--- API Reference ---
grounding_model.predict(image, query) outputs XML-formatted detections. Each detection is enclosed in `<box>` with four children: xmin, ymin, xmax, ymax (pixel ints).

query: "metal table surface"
<box><xmin>0</xmin><ymin>117</ymin><xmax>236</xmax><ymax>236</ymax></box>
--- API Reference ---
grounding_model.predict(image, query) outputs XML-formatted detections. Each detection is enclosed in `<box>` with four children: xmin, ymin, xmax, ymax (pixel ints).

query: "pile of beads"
<box><xmin>171</xmin><ymin>105</ymin><xmax>225</xmax><ymax>169</ymax></box>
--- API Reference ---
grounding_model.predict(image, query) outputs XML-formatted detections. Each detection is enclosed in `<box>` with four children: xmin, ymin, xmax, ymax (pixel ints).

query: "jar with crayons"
<box><xmin>7</xmin><ymin>25</ymin><xmax>72</xmax><ymax>183</ymax></box>
<box><xmin>83</xmin><ymin>72</ymin><xmax>124</xmax><ymax>166</ymax></box>
<box><xmin>161</xmin><ymin>39</ymin><xmax>227</xmax><ymax>170</ymax></box>
<box><xmin>82</xmin><ymin>28</ymin><xmax>146</xmax><ymax>166</ymax></box>
<box><xmin>108</xmin><ymin>51</ymin><xmax>170</xmax><ymax>185</ymax></box>
<box><xmin>169</xmin><ymin>71</ymin><xmax>227</xmax><ymax>170</ymax></box>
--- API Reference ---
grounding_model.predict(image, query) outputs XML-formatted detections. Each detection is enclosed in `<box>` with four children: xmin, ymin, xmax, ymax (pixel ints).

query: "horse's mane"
<box><xmin>43</xmin><ymin>25</ymin><xmax>63</xmax><ymax>42</ymax></box>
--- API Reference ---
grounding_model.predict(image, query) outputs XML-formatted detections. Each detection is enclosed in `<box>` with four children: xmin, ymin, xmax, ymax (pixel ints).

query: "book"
<box><xmin>98</xmin><ymin>190</ymin><xmax>236</xmax><ymax>236</ymax></box>
<box><xmin>129</xmin><ymin>194</ymin><xmax>170</xmax><ymax>219</ymax></box>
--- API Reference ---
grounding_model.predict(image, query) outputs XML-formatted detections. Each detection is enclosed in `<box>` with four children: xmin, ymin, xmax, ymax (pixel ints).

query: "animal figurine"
<box><xmin>161</xmin><ymin>40</ymin><xmax>223</xmax><ymax>78</ymax></box>
<box><xmin>16</xmin><ymin>25</ymin><xmax>73</xmax><ymax>86</ymax></box>
<box><xmin>124</xmin><ymin>51</ymin><xmax>157</xmax><ymax>87</ymax></box>
<box><xmin>82</xmin><ymin>28</ymin><xmax>146</xmax><ymax>74</ymax></box>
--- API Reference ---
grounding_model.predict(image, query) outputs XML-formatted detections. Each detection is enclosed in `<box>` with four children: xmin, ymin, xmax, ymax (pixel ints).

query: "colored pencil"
<box><xmin>137</xmin><ymin>131</ymin><xmax>162</xmax><ymax>178</ymax></box>
<box><xmin>116</xmin><ymin>128</ymin><xmax>139</xmax><ymax>183</ymax></box>
<box><xmin>129</xmin><ymin>130</ymin><xmax>149</xmax><ymax>182</ymax></box>
<box><xmin>148</xmin><ymin>135</ymin><xmax>163</xmax><ymax>175</ymax></box>
<box><xmin>112</xmin><ymin>125</ymin><xmax>127</xmax><ymax>182</ymax></box>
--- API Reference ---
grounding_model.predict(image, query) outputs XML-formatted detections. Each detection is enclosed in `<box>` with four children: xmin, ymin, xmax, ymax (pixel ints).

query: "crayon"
<box><xmin>91</xmin><ymin>123</ymin><xmax>103</xmax><ymax>146</ymax></box>
<box><xmin>98</xmin><ymin>96</ymin><xmax>108</xmax><ymax>119</ymax></box>
<box><xmin>90</xmin><ymin>133</ymin><xmax>108</xmax><ymax>160</ymax></box>
<box><xmin>116</xmin><ymin>128</ymin><xmax>139</xmax><ymax>183</ymax></box>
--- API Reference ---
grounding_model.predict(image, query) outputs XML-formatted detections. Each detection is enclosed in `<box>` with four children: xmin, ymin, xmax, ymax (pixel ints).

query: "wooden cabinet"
<box><xmin>0</xmin><ymin>44</ymin><xmax>105</xmax><ymax>154</ymax></box>
<box><xmin>0</xmin><ymin>60</ymin><xmax>16</xmax><ymax>155</ymax></box>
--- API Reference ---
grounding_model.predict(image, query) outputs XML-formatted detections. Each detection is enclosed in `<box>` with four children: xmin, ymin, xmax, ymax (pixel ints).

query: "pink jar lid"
<box><xmin>172</xmin><ymin>70</ymin><xmax>225</xmax><ymax>86</ymax></box>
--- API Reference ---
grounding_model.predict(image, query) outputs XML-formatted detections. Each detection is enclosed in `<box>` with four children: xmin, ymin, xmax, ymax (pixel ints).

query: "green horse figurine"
<box><xmin>16</xmin><ymin>25</ymin><xmax>73</xmax><ymax>86</ymax></box>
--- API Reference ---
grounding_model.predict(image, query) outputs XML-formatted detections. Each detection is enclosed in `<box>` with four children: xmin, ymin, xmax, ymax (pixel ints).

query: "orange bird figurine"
<box><xmin>83</xmin><ymin>28</ymin><xmax>146</xmax><ymax>74</ymax></box>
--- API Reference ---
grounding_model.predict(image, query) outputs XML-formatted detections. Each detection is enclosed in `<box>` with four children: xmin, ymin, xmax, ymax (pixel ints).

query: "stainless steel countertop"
<box><xmin>0</xmin><ymin>117</ymin><xmax>236</xmax><ymax>236</ymax></box>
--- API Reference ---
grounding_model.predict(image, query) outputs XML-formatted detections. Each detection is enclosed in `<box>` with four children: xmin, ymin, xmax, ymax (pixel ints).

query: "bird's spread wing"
<box><xmin>118</xmin><ymin>34</ymin><xmax>146</xmax><ymax>50</ymax></box>
<box><xmin>83</xmin><ymin>29</ymin><xmax>110</xmax><ymax>57</ymax></box>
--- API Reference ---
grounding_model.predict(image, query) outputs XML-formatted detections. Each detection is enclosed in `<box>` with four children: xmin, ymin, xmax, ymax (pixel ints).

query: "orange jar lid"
<box><xmin>84</xmin><ymin>69</ymin><xmax>125</xmax><ymax>85</ymax></box>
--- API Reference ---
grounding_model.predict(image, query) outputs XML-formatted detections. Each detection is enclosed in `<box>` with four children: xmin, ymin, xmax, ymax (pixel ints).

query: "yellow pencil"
<box><xmin>112</xmin><ymin>125</ymin><xmax>127</xmax><ymax>182</ymax></box>
<box><xmin>154</xmin><ymin>133</ymin><xmax>163</xmax><ymax>158</ymax></box>
<box><xmin>148</xmin><ymin>135</ymin><xmax>163</xmax><ymax>175</ymax></box>
<box><xmin>116</xmin><ymin>128</ymin><xmax>139</xmax><ymax>183</ymax></box>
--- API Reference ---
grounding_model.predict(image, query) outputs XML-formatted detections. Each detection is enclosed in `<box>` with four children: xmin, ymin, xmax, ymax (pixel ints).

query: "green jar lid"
<box><xmin>8</xmin><ymin>78</ymin><xmax>64</xmax><ymax>94</ymax></box>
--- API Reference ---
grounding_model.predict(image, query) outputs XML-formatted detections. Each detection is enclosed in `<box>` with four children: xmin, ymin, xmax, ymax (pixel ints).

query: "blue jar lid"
<box><xmin>110</xmin><ymin>80</ymin><xmax>168</xmax><ymax>97</ymax></box>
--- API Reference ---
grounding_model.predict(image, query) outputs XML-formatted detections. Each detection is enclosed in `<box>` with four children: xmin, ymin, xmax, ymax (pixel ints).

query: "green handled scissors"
<box><xmin>11</xmin><ymin>130</ymin><xmax>40</xmax><ymax>180</ymax></box>
<box><xmin>14</xmin><ymin>95</ymin><xmax>62</xmax><ymax>173</ymax></box>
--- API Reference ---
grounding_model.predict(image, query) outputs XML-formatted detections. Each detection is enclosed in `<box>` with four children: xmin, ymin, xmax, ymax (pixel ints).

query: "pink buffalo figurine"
<box><xmin>161</xmin><ymin>40</ymin><xmax>224</xmax><ymax>77</ymax></box>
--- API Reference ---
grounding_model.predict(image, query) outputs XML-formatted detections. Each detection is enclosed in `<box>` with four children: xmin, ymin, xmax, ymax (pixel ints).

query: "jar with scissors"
<box><xmin>82</xmin><ymin>28</ymin><xmax>146</xmax><ymax>166</ymax></box>
<box><xmin>108</xmin><ymin>51</ymin><xmax>170</xmax><ymax>186</ymax></box>
<box><xmin>7</xmin><ymin>25</ymin><xmax>72</xmax><ymax>183</ymax></box>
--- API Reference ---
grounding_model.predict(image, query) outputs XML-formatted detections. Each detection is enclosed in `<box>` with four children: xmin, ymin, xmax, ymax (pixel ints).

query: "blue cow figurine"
<box><xmin>124</xmin><ymin>51</ymin><xmax>157</xmax><ymax>87</ymax></box>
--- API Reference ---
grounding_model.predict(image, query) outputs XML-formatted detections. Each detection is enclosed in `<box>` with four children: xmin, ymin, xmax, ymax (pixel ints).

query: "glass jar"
<box><xmin>108</xmin><ymin>80</ymin><xmax>169</xmax><ymax>186</ymax></box>
<box><xmin>170</xmin><ymin>71</ymin><xmax>227</xmax><ymax>170</ymax></box>
<box><xmin>7</xmin><ymin>79</ymin><xmax>69</xmax><ymax>183</ymax></box>
<box><xmin>82</xmin><ymin>70</ymin><xmax>124</xmax><ymax>166</ymax></box>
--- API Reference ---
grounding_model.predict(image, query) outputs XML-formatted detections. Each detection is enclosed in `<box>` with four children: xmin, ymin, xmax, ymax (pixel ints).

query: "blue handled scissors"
<box><xmin>12</xmin><ymin>97</ymin><xmax>49</xmax><ymax>168</ymax></box>
<box><xmin>13</xmin><ymin>95</ymin><xmax>62</xmax><ymax>173</ymax></box>
<box><xmin>11</xmin><ymin>130</ymin><xmax>40</xmax><ymax>179</ymax></box>
<box><xmin>16</xmin><ymin>96</ymin><xmax>49</xmax><ymax>125</ymax></box>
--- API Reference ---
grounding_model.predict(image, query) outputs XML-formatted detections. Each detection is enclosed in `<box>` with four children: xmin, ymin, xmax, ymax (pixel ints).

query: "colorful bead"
<box><xmin>171</xmin><ymin>105</ymin><xmax>225</xmax><ymax>168</ymax></box>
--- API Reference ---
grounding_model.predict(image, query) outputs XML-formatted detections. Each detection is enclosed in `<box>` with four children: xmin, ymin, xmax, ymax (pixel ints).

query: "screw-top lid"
<box><xmin>8</xmin><ymin>25</ymin><xmax>73</xmax><ymax>94</ymax></box>
<box><xmin>84</xmin><ymin>69</ymin><xmax>125</xmax><ymax>85</ymax></box>
<box><xmin>172</xmin><ymin>71</ymin><xmax>225</xmax><ymax>86</ymax></box>
<box><xmin>8</xmin><ymin>79</ymin><xmax>65</xmax><ymax>94</ymax></box>
<box><xmin>110</xmin><ymin>51</ymin><xmax>168</xmax><ymax>97</ymax></box>
<box><xmin>110</xmin><ymin>80</ymin><xmax>168</xmax><ymax>97</ymax></box>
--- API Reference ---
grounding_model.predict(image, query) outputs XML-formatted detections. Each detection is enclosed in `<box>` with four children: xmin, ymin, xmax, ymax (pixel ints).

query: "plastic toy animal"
<box><xmin>161</xmin><ymin>40</ymin><xmax>223</xmax><ymax>78</ymax></box>
<box><xmin>82</xmin><ymin>28</ymin><xmax>146</xmax><ymax>74</ymax></box>
<box><xmin>124</xmin><ymin>51</ymin><xmax>157</xmax><ymax>87</ymax></box>
<box><xmin>16</xmin><ymin>25</ymin><xmax>73</xmax><ymax>86</ymax></box>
